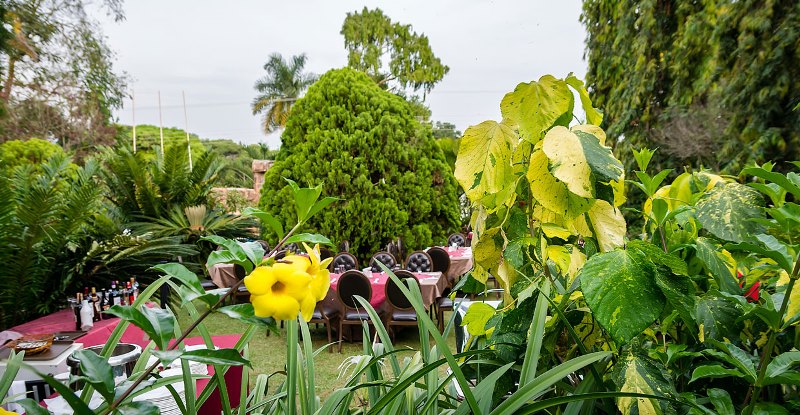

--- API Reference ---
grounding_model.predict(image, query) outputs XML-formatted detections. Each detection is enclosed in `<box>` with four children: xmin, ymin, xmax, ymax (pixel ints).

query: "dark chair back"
<box><xmin>336</xmin><ymin>270</ymin><xmax>372</xmax><ymax>309</ymax></box>
<box><xmin>331</xmin><ymin>252</ymin><xmax>359</xmax><ymax>272</ymax></box>
<box><xmin>320</xmin><ymin>247</ymin><xmax>335</xmax><ymax>261</ymax></box>
<box><xmin>370</xmin><ymin>251</ymin><xmax>397</xmax><ymax>272</ymax></box>
<box><xmin>386</xmin><ymin>270</ymin><xmax>418</xmax><ymax>310</ymax></box>
<box><xmin>256</xmin><ymin>240</ymin><xmax>270</xmax><ymax>252</ymax></box>
<box><xmin>405</xmin><ymin>251</ymin><xmax>433</xmax><ymax>273</ymax></box>
<box><xmin>285</xmin><ymin>243</ymin><xmax>300</xmax><ymax>253</ymax></box>
<box><xmin>427</xmin><ymin>247</ymin><xmax>451</xmax><ymax>274</ymax></box>
<box><xmin>233</xmin><ymin>264</ymin><xmax>246</xmax><ymax>279</ymax></box>
<box><xmin>448</xmin><ymin>233</ymin><xmax>467</xmax><ymax>247</ymax></box>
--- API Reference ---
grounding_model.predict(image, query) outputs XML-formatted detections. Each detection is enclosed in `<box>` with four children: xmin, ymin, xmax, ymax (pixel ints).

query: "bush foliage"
<box><xmin>259</xmin><ymin>68</ymin><xmax>460</xmax><ymax>260</ymax></box>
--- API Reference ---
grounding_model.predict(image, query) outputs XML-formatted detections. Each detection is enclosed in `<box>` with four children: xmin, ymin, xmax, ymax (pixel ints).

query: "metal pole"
<box><xmin>182</xmin><ymin>91</ymin><xmax>193</xmax><ymax>170</ymax></box>
<box><xmin>158</xmin><ymin>90</ymin><xmax>164</xmax><ymax>154</ymax></box>
<box><xmin>131</xmin><ymin>89</ymin><xmax>137</xmax><ymax>153</ymax></box>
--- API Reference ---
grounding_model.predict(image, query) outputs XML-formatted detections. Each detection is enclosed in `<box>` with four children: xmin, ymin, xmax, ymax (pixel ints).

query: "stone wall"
<box><xmin>211</xmin><ymin>159</ymin><xmax>273</xmax><ymax>212</ymax></box>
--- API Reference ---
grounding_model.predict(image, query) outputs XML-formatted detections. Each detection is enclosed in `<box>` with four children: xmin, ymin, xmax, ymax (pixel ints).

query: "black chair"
<box><xmin>448</xmin><ymin>233</ymin><xmax>467</xmax><ymax>247</ymax></box>
<box><xmin>405</xmin><ymin>251</ymin><xmax>433</xmax><ymax>273</ymax></box>
<box><xmin>384</xmin><ymin>270</ymin><xmax>421</xmax><ymax>340</ymax></box>
<box><xmin>256</xmin><ymin>240</ymin><xmax>270</xmax><ymax>253</ymax></box>
<box><xmin>336</xmin><ymin>270</ymin><xmax>375</xmax><ymax>353</ymax></box>
<box><xmin>309</xmin><ymin>298</ymin><xmax>340</xmax><ymax>353</ymax></box>
<box><xmin>320</xmin><ymin>247</ymin><xmax>335</xmax><ymax>261</ymax></box>
<box><xmin>233</xmin><ymin>264</ymin><xmax>249</xmax><ymax>304</ymax></box>
<box><xmin>427</xmin><ymin>247</ymin><xmax>451</xmax><ymax>276</ymax></box>
<box><xmin>370</xmin><ymin>251</ymin><xmax>397</xmax><ymax>272</ymax></box>
<box><xmin>331</xmin><ymin>252</ymin><xmax>359</xmax><ymax>272</ymax></box>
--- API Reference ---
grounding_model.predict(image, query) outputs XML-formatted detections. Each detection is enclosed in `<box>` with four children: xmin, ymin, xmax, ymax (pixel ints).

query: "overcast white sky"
<box><xmin>101</xmin><ymin>0</ymin><xmax>587</xmax><ymax>148</ymax></box>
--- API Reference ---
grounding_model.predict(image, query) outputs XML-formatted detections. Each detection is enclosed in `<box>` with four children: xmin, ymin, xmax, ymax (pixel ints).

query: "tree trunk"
<box><xmin>1</xmin><ymin>57</ymin><xmax>17</xmax><ymax>101</ymax></box>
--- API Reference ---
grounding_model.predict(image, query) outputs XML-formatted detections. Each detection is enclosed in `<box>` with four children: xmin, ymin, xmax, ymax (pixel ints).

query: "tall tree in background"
<box><xmin>258</xmin><ymin>68</ymin><xmax>460</xmax><ymax>260</ymax></box>
<box><xmin>0</xmin><ymin>0</ymin><xmax>128</xmax><ymax>157</ymax></box>
<box><xmin>341</xmin><ymin>7</ymin><xmax>449</xmax><ymax>98</ymax></box>
<box><xmin>581</xmin><ymin>0</ymin><xmax>800</xmax><ymax>173</ymax></box>
<box><xmin>251</xmin><ymin>53</ymin><xmax>317</xmax><ymax>134</ymax></box>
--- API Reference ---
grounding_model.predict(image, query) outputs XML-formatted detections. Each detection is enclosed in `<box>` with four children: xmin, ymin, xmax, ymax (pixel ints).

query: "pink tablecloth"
<box><xmin>442</xmin><ymin>247</ymin><xmax>473</xmax><ymax>280</ymax></box>
<box><xmin>329</xmin><ymin>271</ymin><xmax>447</xmax><ymax>309</ymax></box>
<box><xmin>11</xmin><ymin>309</ymin><xmax>242</xmax><ymax>415</ymax></box>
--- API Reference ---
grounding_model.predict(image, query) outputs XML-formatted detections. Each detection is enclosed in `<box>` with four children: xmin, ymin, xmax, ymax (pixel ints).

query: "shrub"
<box><xmin>258</xmin><ymin>68</ymin><xmax>460</xmax><ymax>260</ymax></box>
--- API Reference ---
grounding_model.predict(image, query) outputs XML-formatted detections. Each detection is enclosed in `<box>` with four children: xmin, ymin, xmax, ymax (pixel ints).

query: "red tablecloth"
<box><xmin>441</xmin><ymin>246</ymin><xmax>473</xmax><ymax>280</ymax></box>
<box><xmin>329</xmin><ymin>271</ymin><xmax>446</xmax><ymax>309</ymax></box>
<box><xmin>11</xmin><ymin>309</ymin><xmax>243</xmax><ymax>415</ymax></box>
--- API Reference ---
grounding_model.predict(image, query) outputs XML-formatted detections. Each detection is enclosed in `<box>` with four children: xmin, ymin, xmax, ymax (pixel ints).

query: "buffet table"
<box><xmin>2</xmin><ymin>309</ymin><xmax>243</xmax><ymax>415</ymax></box>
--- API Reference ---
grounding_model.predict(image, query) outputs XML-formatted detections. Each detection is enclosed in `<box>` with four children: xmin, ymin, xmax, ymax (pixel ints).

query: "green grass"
<box><xmin>175</xmin><ymin>304</ymin><xmax>458</xmax><ymax>400</ymax></box>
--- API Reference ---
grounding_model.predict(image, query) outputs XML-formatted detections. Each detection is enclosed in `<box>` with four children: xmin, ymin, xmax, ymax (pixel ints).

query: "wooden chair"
<box><xmin>448</xmin><ymin>233</ymin><xmax>467</xmax><ymax>247</ymax></box>
<box><xmin>330</xmin><ymin>252</ymin><xmax>359</xmax><ymax>272</ymax></box>
<box><xmin>336</xmin><ymin>270</ymin><xmax>375</xmax><ymax>353</ymax></box>
<box><xmin>404</xmin><ymin>251</ymin><xmax>433</xmax><ymax>273</ymax></box>
<box><xmin>384</xmin><ymin>270</ymin><xmax>421</xmax><ymax>341</ymax></box>
<box><xmin>370</xmin><ymin>251</ymin><xmax>397</xmax><ymax>272</ymax></box>
<box><xmin>427</xmin><ymin>246</ymin><xmax>451</xmax><ymax>277</ymax></box>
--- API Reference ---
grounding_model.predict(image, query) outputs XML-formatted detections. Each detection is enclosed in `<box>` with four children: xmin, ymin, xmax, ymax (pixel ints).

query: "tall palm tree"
<box><xmin>251</xmin><ymin>53</ymin><xmax>317</xmax><ymax>133</ymax></box>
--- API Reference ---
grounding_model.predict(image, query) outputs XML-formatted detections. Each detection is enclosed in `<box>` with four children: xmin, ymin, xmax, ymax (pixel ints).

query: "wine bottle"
<box><xmin>130</xmin><ymin>277</ymin><xmax>139</xmax><ymax>302</ymax></box>
<box><xmin>127</xmin><ymin>281</ymin><xmax>135</xmax><ymax>305</ymax></box>
<box><xmin>101</xmin><ymin>289</ymin><xmax>110</xmax><ymax>311</ymax></box>
<box><xmin>73</xmin><ymin>293</ymin><xmax>82</xmax><ymax>331</ymax></box>
<box><xmin>111</xmin><ymin>281</ymin><xmax>121</xmax><ymax>306</ymax></box>
<box><xmin>91</xmin><ymin>287</ymin><xmax>101</xmax><ymax>321</ymax></box>
<box><xmin>120</xmin><ymin>282</ymin><xmax>128</xmax><ymax>306</ymax></box>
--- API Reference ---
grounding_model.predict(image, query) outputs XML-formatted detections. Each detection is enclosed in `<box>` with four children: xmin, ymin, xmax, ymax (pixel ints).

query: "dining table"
<box><xmin>3</xmin><ymin>307</ymin><xmax>243</xmax><ymax>415</ymax></box>
<box><xmin>328</xmin><ymin>271</ymin><xmax>448</xmax><ymax>310</ymax></box>
<box><xmin>440</xmin><ymin>246</ymin><xmax>473</xmax><ymax>280</ymax></box>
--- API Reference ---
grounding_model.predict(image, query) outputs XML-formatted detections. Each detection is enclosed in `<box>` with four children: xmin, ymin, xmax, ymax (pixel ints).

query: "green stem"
<box><xmin>744</xmin><ymin>256</ymin><xmax>800</xmax><ymax>415</ymax></box>
<box><xmin>286</xmin><ymin>318</ymin><xmax>298</xmax><ymax>414</ymax></box>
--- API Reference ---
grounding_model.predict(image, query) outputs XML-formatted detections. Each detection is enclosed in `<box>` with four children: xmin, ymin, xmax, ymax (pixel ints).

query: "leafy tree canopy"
<box><xmin>258</xmin><ymin>67</ymin><xmax>460</xmax><ymax>261</ymax></box>
<box><xmin>0</xmin><ymin>137</ymin><xmax>66</xmax><ymax>171</ymax></box>
<box><xmin>341</xmin><ymin>7</ymin><xmax>449</xmax><ymax>97</ymax></box>
<box><xmin>581</xmin><ymin>0</ymin><xmax>800</xmax><ymax>173</ymax></box>
<box><xmin>0</xmin><ymin>0</ymin><xmax>128</xmax><ymax>156</ymax></box>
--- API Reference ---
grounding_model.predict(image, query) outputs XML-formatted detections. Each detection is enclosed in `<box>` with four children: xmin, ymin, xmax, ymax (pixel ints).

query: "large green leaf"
<box><xmin>455</xmin><ymin>120</ymin><xmax>517</xmax><ymax>202</ymax></box>
<box><xmin>741</xmin><ymin>163</ymin><xmax>800</xmax><ymax>200</ymax></box>
<box><xmin>694</xmin><ymin>237</ymin><xmax>741</xmax><ymax>295</ymax></box>
<box><xmin>500</xmin><ymin>74</ymin><xmax>574</xmax><ymax>144</ymax></box>
<box><xmin>695</xmin><ymin>182</ymin><xmax>765</xmax><ymax>243</ymax></box>
<box><xmin>695</xmin><ymin>290</ymin><xmax>742</xmax><ymax>343</ymax></box>
<box><xmin>71</xmin><ymin>349</ymin><xmax>115</xmax><ymax>401</ymax></box>
<box><xmin>150</xmin><ymin>263</ymin><xmax>204</xmax><ymax>294</ymax></box>
<box><xmin>690</xmin><ymin>365</ymin><xmax>748</xmax><ymax>383</ymax></box>
<box><xmin>763</xmin><ymin>351</ymin><xmax>800</xmax><ymax>385</ymax></box>
<box><xmin>579</xmin><ymin>247</ymin><xmax>665</xmax><ymax>344</ymax></box>
<box><xmin>106</xmin><ymin>305</ymin><xmax>177</xmax><ymax>351</ymax></box>
<box><xmin>152</xmin><ymin>349</ymin><xmax>251</xmax><ymax>367</ymax></box>
<box><xmin>613</xmin><ymin>351</ymin><xmax>678</xmax><ymax>415</ymax></box>
<box><xmin>242</xmin><ymin>207</ymin><xmax>285</xmax><ymax>239</ymax></box>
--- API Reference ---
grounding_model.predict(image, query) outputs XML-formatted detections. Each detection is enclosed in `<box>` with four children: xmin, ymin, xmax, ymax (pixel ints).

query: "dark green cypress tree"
<box><xmin>258</xmin><ymin>68</ymin><xmax>461</xmax><ymax>262</ymax></box>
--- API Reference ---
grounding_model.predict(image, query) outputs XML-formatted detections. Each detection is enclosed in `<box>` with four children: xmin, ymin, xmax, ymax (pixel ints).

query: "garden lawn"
<box><xmin>175</xmin><ymin>303</ymin><xmax>458</xmax><ymax>400</ymax></box>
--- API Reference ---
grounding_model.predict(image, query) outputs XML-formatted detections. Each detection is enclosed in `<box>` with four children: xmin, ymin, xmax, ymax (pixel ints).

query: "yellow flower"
<box><xmin>245</xmin><ymin>245</ymin><xmax>332</xmax><ymax>322</ymax></box>
<box><xmin>0</xmin><ymin>408</ymin><xmax>19</xmax><ymax>415</ymax></box>
<box><xmin>303</xmin><ymin>243</ymin><xmax>332</xmax><ymax>301</ymax></box>
<box><xmin>245</xmin><ymin>256</ymin><xmax>313</xmax><ymax>321</ymax></box>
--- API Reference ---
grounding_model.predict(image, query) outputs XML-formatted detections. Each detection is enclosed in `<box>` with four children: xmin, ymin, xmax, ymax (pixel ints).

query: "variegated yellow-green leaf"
<box><xmin>778</xmin><ymin>271</ymin><xmax>800</xmax><ymax>325</ymax></box>
<box><xmin>547</xmin><ymin>245</ymin><xmax>571</xmax><ymax>274</ymax></box>
<box><xmin>541</xmin><ymin>223</ymin><xmax>572</xmax><ymax>240</ymax></box>
<box><xmin>568</xmin><ymin>245</ymin><xmax>587</xmax><ymax>283</ymax></box>
<box><xmin>613</xmin><ymin>351</ymin><xmax>678</xmax><ymax>415</ymax></box>
<box><xmin>472</xmin><ymin>227</ymin><xmax>503</xmax><ymax>284</ymax></box>
<box><xmin>565</xmin><ymin>74</ymin><xmax>603</xmax><ymax>126</ymax></box>
<box><xmin>572</xmin><ymin>129</ymin><xmax>624</xmax><ymax>185</ymax></box>
<box><xmin>495</xmin><ymin>259</ymin><xmax>516</xmax><ymax>298</ymax></box>
<box><xmin>579</xmin><ymin>247</ymin><xmax>665</xmax><ymax>344</ymax></box>
<box><xmin>571</xmin><ymin>124</ymin><xmax>606</xmax><ymax>146</ymax></box>
<box><xmin>455</xmin><ymin>120</ymin><xmax>517</xmax><ymax>202</ymax></box>
<box><xmin>695</xmin><ymin>182</ymin><xmax>765</xmax><ymax>243</ymax></box>
<box><xmin>587</xmin><ymin>199</ymin><xmax>626</xmax><ymax>252</ymax></box>
<box><xmin>528</xmin><ymin>148</ymin><xmax>591</xmax><ymax>220</ymax></box>
<box><xmin>462</xmin><ymin>302</ymin><xmax>496</xmax><ymax>336</ymax></box>
<box><xmin>542</xmin><ymin>126</ymin><xmax>594</xmax><ymax>198</ymax></box>
<box><xmin>500</xmin><ymin>75</ymin><xmax>573</xmax><ymax>143</ymax></box>
<box><xmin>695</xmin><ymin>237</ymin><xmax>740</xmax><ymax>295</ymax></box>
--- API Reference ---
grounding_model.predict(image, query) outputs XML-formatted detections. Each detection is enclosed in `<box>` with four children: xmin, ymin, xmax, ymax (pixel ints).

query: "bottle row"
<box><xmin>69</xmin><ymin>277</ymin><xmax>140</xmax><ymax>331</ymax></box>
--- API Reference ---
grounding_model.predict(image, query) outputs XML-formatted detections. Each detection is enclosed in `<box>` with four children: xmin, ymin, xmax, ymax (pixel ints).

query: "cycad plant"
<box><xmin>0</xmin><ymin>155</ymin><xmax>102</xmax><ymax>328</ymax></box>
<box><xmin>101</xmin><ymin>144</ymin><xmax>224</xmax><ymax>220</ymax></box>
